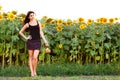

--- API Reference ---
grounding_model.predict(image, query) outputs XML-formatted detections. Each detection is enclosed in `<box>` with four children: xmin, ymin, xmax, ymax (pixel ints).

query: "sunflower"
<box><xmin>2</xmin><ymin>12</ymin><xmax>7</xmax><ymax>17</ymax></box>
<box><xmin>91</xmin><ymin>41</ymin><xmax>95</xmax><ymax>46</ymax></box>
<box><xmin>102</xmin><ymin>18</ymin><xmax>107</xmax><ymax>24</ymax></box>
<box><xmin>7</xmin><ymin>13</ymin><xmax>15</xmax><ymax>20</ymax></box>
<box><xmin>78</xmin><ymin>17</ymin><xmax>84</xmax><ymax>23</ymax></box>
<box><xmin>66</xmin><ymin>19</ymin><xmax>72</xmax><ymax>26</ymax></box>
<box><xmin>66</xmin><ymin>22</ymin><xmax>72</xmax><ymax>26</ymax></box>
<box><xmin>114</xmin><ymin>17</ymin><xmax>118</xmax><ymax>20</ymax></box>
<box><xmin>41</xmin><ymin>24</ymin><xmax>45</xmax><ymax>29</ymax></box>
<box><xmin>79</xmin><ymin>24</ymin><xmax>86</xmax><ymax>29</ymax></box>
<box><xmin>0</xmin><ymin>5</ymin><xmax>2</xmax><ymax>10</ymax></box>
<box><xmin>0</xmin><ymin>14</ymin><xmax>3</xmax><ymax>21</ymax></box>
<box><xmin>42</xmin><ymin>16</ymin><xmax>48</xmax><ymax>19</ymax></box>
<box><xmin>96</xmin><ymin>19</ymin><xmax>100</xmax><ymax>23</ymax></box>
<box><xmin>59</xmin><ymin>44</ymin><xmax>63</xmax><ymax>48</ymax></box>
<box><xmin>57</xmin><ymin>26</ymin><xmax>62</xmax><ymax>31</ymax></box>
<box><xmin>11</xmin><ymin>10</ymin><xmax>17</xmax><ymax>15</ymax></box>
<box><xmin>87</xmin><ymin>19</ymin><xmax>93</xmax><ymax>24</ymax></box>
<box><xmin>19</xmin><ymin>13</ymin><xmax>26</xmax><ymax>18</ymax></box>
<box><xmin>50</xmin><ymin>20</ymin><xmax>55</xmax><ymax>25</ymax></box>
<box><xmin>99</xmin><ymin>18</ymin><xmax>103</xmax><ymax>23</ymax></box>
<box><xmin>57</xmin><ymin>19</ymin><xmax>63</xmax><ymax>25</ymax></box>
<box><xmin>46</xmin><ymin>18</ymin><xmax>53</xmax><ymax>23</ymax></box>
<box><xmin>20</xmin><ymin>18</ymin><xmax>24</xmax><ymax>24</ymax></box>
<box><xmin>109</xmin><ymin>18</ymin><xmax>114</xmax><ymax>24</ymax></box>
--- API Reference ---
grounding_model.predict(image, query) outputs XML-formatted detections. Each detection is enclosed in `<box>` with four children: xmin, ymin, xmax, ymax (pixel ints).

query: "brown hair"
<box><xmin>24</xmin><ymin>11</ymin><xmax>35</xmax><ymax>24</ymax></box>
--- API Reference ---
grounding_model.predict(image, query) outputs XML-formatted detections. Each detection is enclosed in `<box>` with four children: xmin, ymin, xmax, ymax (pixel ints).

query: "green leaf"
<box><xmin>12</xmin><ymin>35</ymin><xmax>19</xmax><ymax>42</ymax></box>
<box><xmin>64</xmin><ymin>45</ymin><xmax>69</xmax><ymax>50</ymax></box>
<box><xmin>106</xmin><ymin>33</ymin><xmax>111</xmax><ymax>39</ymax></box>
<box><xmin>90</xmin><ymin>50</ymin><xmax>96</xmax><ymax>56</ymax></box>
<box><xmin>99</xmin><ymin>47</ymin><xmax>104</xmax><ymax>55</ymax></box>
<box><xmin>95</xmin><ymin>56</ymin><xmax>100</xmax><ymax>61</ymax></box>
<box><xmin>70</xmin><ymin>50</ymin><xmax>74</xmax><ymax>54</ymax></box>
<box><xmin>5</xmin><ymin>43</ymin><xmax>11</xmax><ymax>53</ymax></box>
<box><xmin>11</xmin><ymin>49</ymin><xmax>17</xmax><ymax>56</ymax></box>
<box><xmin>116</xmin><ymin>40</ymin><xmax>120</xmax><ymax>46</ymax></box>
<box><xmin>94</xmin><ymin>44</ymin><xmax>99</xmax><ymax>49</ymax></box>
<box><xmin>19</xmin><ymin>53</ymin><xmax>28</xmax><ymax>61</ymax></box>
<box><xmin>85</xmin><ymin>44</ymin><xmax>90</xmax><ymax>48</ymax></box>
<box><xmin>0</xmin><ymin>43</ymin><xmax>3</xmax><ymax>53</ymax></box>
<box><xmin>104</xmin><ymin>43</ymin><xmax>111</xmax><ymax>49</ymax></box>
<box><xmin>78</xmin><ymin>46</ymin><xmax>81</xmax><ymax>49</ymax></box>
<box><xmin>106</xmin><ymin>54</ymin><xmax>109</xmax><ymax>59</ymax></box>
<box><xmin>39</xmin><ymin>53</ymin><xmax>45</xmax><ymax>61</ymax></box>
<box><xmin>86</xmin><ymin>49</ymin><xmax>91</xmax><ymax>53</ymax></box>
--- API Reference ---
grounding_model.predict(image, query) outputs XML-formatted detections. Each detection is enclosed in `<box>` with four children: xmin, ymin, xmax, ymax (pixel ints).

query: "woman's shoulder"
<box><xmin>36</xmin><ymin>20</ymin><xmax>41</xmax><ymax>23</ymax></box>
<box><xmin>24</xmin><ymin>23</ymin><xmax>29</xmax><ymax>28</ymax></box>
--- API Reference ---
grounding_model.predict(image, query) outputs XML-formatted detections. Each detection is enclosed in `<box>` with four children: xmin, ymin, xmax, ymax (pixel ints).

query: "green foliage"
<box><xmin>1</xmin><ymin>63</ymin><xmax>120</xmax><ymax>77</ymax></box>
<box><xmin>1</xmin><ymin>15</ymin><xmax>120</xmax><ymax>67</ymax></box>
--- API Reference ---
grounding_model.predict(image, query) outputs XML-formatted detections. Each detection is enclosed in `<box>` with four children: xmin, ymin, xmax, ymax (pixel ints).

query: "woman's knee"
<box><xmin>33</xmin><ymin>50</ymin><xmax>39</xmax><ymax>60</ymax></box>
<box><xmin>28</xmin><ymin>50</ymin><xmax>34</xmax><ymax>59</ymax></box>
<box><xmin>33</xmin><ymin>54</ymin><xmax>38</xmax><ymax>60</ymax></box>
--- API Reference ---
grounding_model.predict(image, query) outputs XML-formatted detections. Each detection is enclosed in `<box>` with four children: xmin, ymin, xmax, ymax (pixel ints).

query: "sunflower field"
<box><xmin>1</xmin><ymin>5</ymin><xmax>120</xmax><ymax>68</ymax></box>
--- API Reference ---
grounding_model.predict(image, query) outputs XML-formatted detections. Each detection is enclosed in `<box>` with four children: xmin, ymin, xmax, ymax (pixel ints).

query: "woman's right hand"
<box><xmin>26</xmin><ymin>35</ymin><xmax>32</xmax><ymax>40</ymax></box>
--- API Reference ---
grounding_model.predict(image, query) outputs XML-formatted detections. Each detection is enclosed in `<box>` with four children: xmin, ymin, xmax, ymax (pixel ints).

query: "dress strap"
<box><xmin>37</xmin><ymin>21</ymin><xmax>39</xmax><ymax>26</ymax></box>
<box><xmin>28</xmin><ymin>22</ymin><xmax>30</xmax><ymax>27</ymax></box>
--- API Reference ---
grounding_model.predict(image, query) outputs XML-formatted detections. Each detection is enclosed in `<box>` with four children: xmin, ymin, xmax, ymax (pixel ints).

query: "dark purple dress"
<box><xmin>26</xmin><ymin>21</ymin><xmax>41</xmax><ymax>50</ymax></box>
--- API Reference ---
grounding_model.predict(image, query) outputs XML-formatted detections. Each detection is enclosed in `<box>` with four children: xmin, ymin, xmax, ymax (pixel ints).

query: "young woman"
<box><xmin>19</xmin><ymin>11</ymin><xmax>49</xmax><ymax>77</ymax></box>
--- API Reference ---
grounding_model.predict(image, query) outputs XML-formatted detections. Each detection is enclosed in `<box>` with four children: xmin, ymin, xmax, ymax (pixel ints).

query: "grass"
<box><xmin>0</xmin><ymin>76</ymin><xmax>120</xmax><ymax>80</ymax></box>
<box><xmin>0</xmin><ymin>63</ymin><xmax>120</xmax><ymax>77</ymax></box>
<box><xmin>37</xmin><ymin>63</ymin><xmax>120</xmax><ymax>76</ymax></box>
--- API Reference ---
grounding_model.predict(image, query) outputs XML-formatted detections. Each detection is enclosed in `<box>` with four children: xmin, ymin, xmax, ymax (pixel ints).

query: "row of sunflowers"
<box><xmin>1</xmin><ymin>5</ymin><xmax>120</xmax><ymax>68</ymax></box>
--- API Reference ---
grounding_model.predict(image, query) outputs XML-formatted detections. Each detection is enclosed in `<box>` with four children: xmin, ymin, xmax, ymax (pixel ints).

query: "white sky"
<box><xmin>0</xmin><ymin>0</ymin><xmax>120</xmax><ymax>20</ymax></box>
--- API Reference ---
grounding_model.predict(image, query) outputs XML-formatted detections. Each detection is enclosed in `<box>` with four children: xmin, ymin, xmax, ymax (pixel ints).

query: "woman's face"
<box><xmin>29</xmin><ymin>13</ymin><xmax>35</xmax><ymax>20</ymax></box>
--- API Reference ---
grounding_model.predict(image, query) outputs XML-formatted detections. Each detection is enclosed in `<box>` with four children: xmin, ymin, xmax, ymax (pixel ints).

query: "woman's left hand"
<box><xmin>45</xmin><ymin>42</ymin><xmax>49</xmax><ymax>47</ymax></box>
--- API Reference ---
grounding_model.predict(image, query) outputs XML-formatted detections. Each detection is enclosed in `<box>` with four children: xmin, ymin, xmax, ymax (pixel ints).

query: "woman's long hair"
<box><xmin>24</xmin><ymin>11</ymin><xmax>35</xmax><ymax>24</ymax></box>
<box><xmin>24</xmin><ymin>11</ymin><xmax>35</xmax><ymax>32</ymax></box>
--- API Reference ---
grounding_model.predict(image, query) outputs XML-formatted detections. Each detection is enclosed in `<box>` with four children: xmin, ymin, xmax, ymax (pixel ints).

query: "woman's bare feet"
<box><xmin>34</xmin><ymin>72</ymin><xmax>37</xmax><ymax>76</ymax></box>
<box><xmin>31</xmin><ymin>73</ymin><xmax>34</xmax><ymax>77</ymax></box>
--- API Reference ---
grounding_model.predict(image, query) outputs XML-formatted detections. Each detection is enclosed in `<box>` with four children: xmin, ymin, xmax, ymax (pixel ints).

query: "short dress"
<box><xmin>26</xmin><ymin>21</ymin><xmax>41</xmax><ymax>50</ymax></box>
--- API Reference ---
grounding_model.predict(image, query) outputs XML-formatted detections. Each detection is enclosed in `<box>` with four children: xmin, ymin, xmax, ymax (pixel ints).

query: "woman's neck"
<box><xmin>30</xmin><ymin>19</ymin><xmax>35</xmax><ymax>22</ymax></box>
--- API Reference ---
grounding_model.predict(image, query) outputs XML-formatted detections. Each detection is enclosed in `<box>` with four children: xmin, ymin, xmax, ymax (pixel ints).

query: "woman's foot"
<box><xmin>31</xmin><ymin>73</ymin><xmax>34</xmax><ymax>77</ymax></box>
<box><xmin>34</xmin><ymin>72</ymin><xmax>37</xmax><ymax>76</ymax></box>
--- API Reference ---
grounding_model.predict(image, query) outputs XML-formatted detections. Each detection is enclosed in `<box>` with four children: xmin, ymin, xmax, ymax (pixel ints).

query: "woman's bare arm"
<box><xmin>19</xmin><ymin>23</ymin><xmax>30</xmax><ymax>40</ymax></box>
<box><xmin>39</xmin><ymin>22</ymin><xmax>49</xmax><ymax>46</ymax></box>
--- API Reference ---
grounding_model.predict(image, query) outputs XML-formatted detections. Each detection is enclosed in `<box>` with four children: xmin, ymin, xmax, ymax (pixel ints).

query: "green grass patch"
<box><xmin>0</xmin><ymin>76</ymin><xmax>120</xmax><ymax>80</ymax></box>
<box><xmin>0</xmin><ymin>63</ymin><xmax>120</xmax><ymax>77</ymax></box>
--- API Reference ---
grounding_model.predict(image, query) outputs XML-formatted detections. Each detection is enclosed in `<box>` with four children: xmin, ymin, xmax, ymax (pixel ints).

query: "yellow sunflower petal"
<box><xmin>41</xmin><ymin>24</ymin><xmax>45</xmax><ymax>29</ymax></box>
<box><xmin>102</xmin><ymin>18</ymin><xmax>107</xmax><ymax>24</ymax></box>
<box><xmin>59</xmin><ymin>44</ymin><xmax>63</xmax><ymax>48</ymax></box>
<box><xmin>0</xmin><ymin>14</ymin><xmax>3</xmax><ymax>21</ymax></box>
<box><xmin>109</xmin><ymin>18</ymin><xmax>114</xmax><ymax>24</ymax></box>
<box><xmin>87</xmin><ymin>19</ymin><xmax>93</xmax><ymax>24</ymax></box>
<box><xmin>57</xmin><ymin>26</ymin><xmax>62</xmax><ymax>31</ymax></box>
<box><xmin>57</xmin><ymin>19</ymin><xmax>63</xmax><ymax>25</ymax></box>
<box><xmin>91</xmin><ymin>41</ymin><xmax>95</xmax><ymax>46</ymax></box>
<box><xmin>0</xmin><ymin>5</ymin><xmax>2</xmax><ymax>10</ymax></box>
<box><xmin>78</xmin><ymin>17</ymin><xmax>84</xmax><ymax>23</ymax></box>
<box><xmin>79</xmin><ymin>24</ymin><xmax>86</xmax><ymax>29</ymax></box>
<box><xmin>8</xmin><ymin>13</ymin><xmax>15</xmax><ymax>20</ymax></box>
<box><xmin>11</xmin><ymin>10</ymin><xmax>17</xmax><ymax>15</ymax></box>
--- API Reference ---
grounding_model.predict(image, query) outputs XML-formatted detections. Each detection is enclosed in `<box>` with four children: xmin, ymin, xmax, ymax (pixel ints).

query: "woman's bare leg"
<box><xmin>28</xmin><ymin>50</ymin><xmax>34</xmax><ymax>76</ymax></box>
<box><xmin>33</xmin><ymin>50</ymin><xmax>39</xmax><ymax>76</ymax></box>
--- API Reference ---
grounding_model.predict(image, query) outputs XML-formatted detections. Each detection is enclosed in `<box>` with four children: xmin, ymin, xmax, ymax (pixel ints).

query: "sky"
<box><xmin>0</xmin><ymin>0</ymin><xmax>120</xmax><ymax>20</ymax></box>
